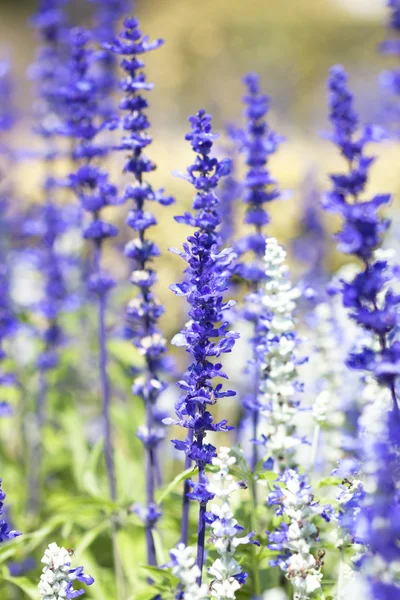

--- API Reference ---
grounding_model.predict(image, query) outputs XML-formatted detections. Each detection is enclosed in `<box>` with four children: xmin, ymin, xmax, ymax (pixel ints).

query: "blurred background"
<box><xmin>1</xmin><ymin>0</ymin><xmax>400</xmax><ymax>369</ymax></box>
<box><xmin>1</xmin><ymin>0</ymin><xmax>400</xmax><ymax>374</ymax></box>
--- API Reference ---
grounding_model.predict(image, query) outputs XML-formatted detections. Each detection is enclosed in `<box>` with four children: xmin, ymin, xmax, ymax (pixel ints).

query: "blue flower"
<box><xmin>0</xmin><ymin>479</ymin><xmax>20</xmax><ymax>543</ymax></box>
<box><xmin>0</xmin><ymin>61</ymin><xmax>15</xmax><ymax>137</ymax></box>
<box><xmin>325</xmin><ymin>65</ymin><xmax>399</xmax><ymax>411</ymax></box>
<box><xmin>230</xmin><ymin>74</ymin><xmax>284</xmax><ymax>472</ymax></box>
<box><xmin>89</xmin><ymin>0</ymin><xmax>132</xmax><ymax>117</ymax></box>
<box><xmin>234</xmin><ymin>73</ymin><xmax>283</xmax><ymax>281</ymax></box>
<box><xmin>379</xmin><ymin>1</ymin><xmax>400</xmax><ymax>134</ymax></box>
<box><xmin>106</xmin><ymin>16</ymin><xmax>174</xmax><ymax>566</ymax></box>
<box><xmin>169</xmin><ymin>109</ymin><xmax>238</xmax><ymax>569</ymax></box>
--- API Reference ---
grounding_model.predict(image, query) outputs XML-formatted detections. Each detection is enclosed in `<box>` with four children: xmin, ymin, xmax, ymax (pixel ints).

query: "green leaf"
<box><xmin>82</xmin><ymin>438</ymin><xmax>105</xmax><ymax>498</ymax></box>
<box><xmin>108</xmin><ymin>339</ymin><xmax>143</xmax><ymax>367</ymax></box>
<box><xmin>157</xmin><ymin>466</ymin><xmax>197</xmax><ymax>505</ymax></box>
<box><xmin>134</xmin><ymin>588</ymin><xmax>165</xmax><ymax>600</ymax></box>
<box><xmin>316</xmin><ymin>476</ymin><xmax>342</xmax><ymax>489</ymax></box>
<box><xmin>140</xmin><ymin>565</ymin><xmax>178</xmax><ymax>587</ymax></box>
<box><xmin>0</xmin><ymin>570</ymin><xmax>38</xmax><ymax>599</ymax></box>
<box><xmin>76</xmin><ymin>519</ymin><xmax>110</xmax><ymax>555</ymax></box>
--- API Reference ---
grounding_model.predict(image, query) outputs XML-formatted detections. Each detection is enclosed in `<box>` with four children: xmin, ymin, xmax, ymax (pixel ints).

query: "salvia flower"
<box><xmin>169</xmin><ymin>544</ymin><xmax>209</xmax><ymax>600</ymax></box>
<box><xmin>0</xmin><ymin>260</ymin><xmax>16</xmax><ymax>417</ymax></box>
<box><xmin>57</xmin><ymin>28</ymin><xmax>122</xmax><ymax>530</ymax></box>
<box><xmin>351</xmin><ymin>379</ymin><xmax>400</xmax><ymax>598</ymax></box>
<box><xmin>30</xmin><ymin>0</ymin><xmax>70</xmax><ymax>140</ymax></box>
<box><xmin>232</xmin><ymin>73</ymin><xmax>283</xmax><ymax>473</ymax></box>
<box><xmin>0</xmin><ymin>478</ymin><xmax>20</xmax><ymax>543</ymax></box>
<box><xmin>235</xmin><ymin>72</ymin><xmax>283</xmax><ymax>278</ymax></box>
<box><xmin>106</xmin><ymin>16</ymin><xmax>174</xmax><ymax>565</ymax></box>
<box><xmin>167</xmin><ymin>109</ymin><xmax>238</xmax><ymax>574</ymax></box>
<box><xmin>206</xmin><ymin>447</ymin><xmax>257</xmax><ymax>599</ymax></box>
<box><xmin>267</xmin><ymin>470</ymin><xmax>329</xmax><ymax>600</ymax></box>
<box><xmin>38</xmin><ymin>543</ymin><xmax>94</xmax><ymax>600</ymax></box>
<box><xmin>259</xmin><ymin>237</ymin><xmax>302</xmax><ymax>473</ymax></box>
<box><xmin>63</xmin><ymin>27</ymin><xmax>120</xmax><ymax>291</ymax></box>
<box><xmin>29</xmin><ymin>0</ymin><xmax>72</xmax><ymax>373</ymax></box>
<box><xmin>0</xmin><ymin>61</ymin><xmax>17</xmax><ymax>417</ymax></box>
<box><xmin>0</xmin><ymin>61</ymin><xmax>15</xmax><ymax>142</ymax></box>
<box><xmin>379</xmin><ymin>0</ymin><xmax>400</xmax><ymax>133</ymax></box>
<box><xmin>324</xmin><ymin>65</ymin><xmax>399</xmax><ymax>413</ymax></box>
<box><xmin>89</xmin><ymin>0</ymin><xmax>132</xmax><ymax>118</ymax></box>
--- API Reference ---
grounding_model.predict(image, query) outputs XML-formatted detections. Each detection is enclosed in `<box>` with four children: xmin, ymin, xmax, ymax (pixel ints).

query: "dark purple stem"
<box><xmin>195</xmin><ymin>467</ymin><xmax>207</xmax><ymax>585</ymax></box>
<box><xmin>180</xmin><ymin>429</ymin><xmax>194</xmax><ymax>545</ymax></box>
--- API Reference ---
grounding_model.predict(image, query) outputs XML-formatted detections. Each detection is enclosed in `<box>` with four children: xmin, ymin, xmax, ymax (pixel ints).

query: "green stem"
<box><xmin>111</xmin><ymin>519</ymin><xmax>125</xmax><ymax>600</ymax></box>
<box><xmin>248</xmin><ymin>473</ymin><xmax>261</xmax><ymax>598</ymax></box>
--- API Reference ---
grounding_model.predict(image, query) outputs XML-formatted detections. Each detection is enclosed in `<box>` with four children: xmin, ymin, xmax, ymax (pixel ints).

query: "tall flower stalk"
<box><xmin>90</xmin><ymin>0</ymin><xmax>131</xmax><ymax>118</ymax></box>
<box><xmin>60</xmin><ymin>26</ymin><xmax>120</xmax><ymax>500</ymax></box>
<box><xmin>106</xmin><ymin>17</ymin><xmax>174</xmax><ymax>567</ymax></box>
<box><xmin>234</xmin><ymin>73</ymin><xmax>283</xmax><ymax>475</ymax></box>
<box><xmin>55</xmin><ymin>27</ymin><xmax>125</xmax><ymax>596</ymax></box>
<box><xmin>0</xmin><ymin>60</ymin><xmax>17</xmax><ymax>419</ymax></box>
<box><xmin>166</xmin><ymin>109</ymin><xmax>238</xmax><ymax>579</ymax></box>
<box><xmin>259</xmin><ymin>237</ymin><xmax>302</xmax><ymax>474</ymax></box>
<box><xmin>325</xmin><ymin>65</ymin><xmax>399</xmax><ymax>412</ymax></box>
<box><xmin>28</xmin><ymin>0</ymin><xmax>70</xmax><ymax>514</ymax></box>
<box><xmin>324</xmin><ymin>64</ymin><xmax>400</xmax><ymax>599</ymax></box>
<box><xmin>379</xmin><ymin>0</ymin><xmax>400</xmax><ymax>133</ymax></box>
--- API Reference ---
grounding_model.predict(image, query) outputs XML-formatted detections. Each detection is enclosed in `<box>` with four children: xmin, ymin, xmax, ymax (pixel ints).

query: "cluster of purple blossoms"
<box><xmin>232</xmin><ymin>74</ymin><xmax>284</xmax><ymax>472</ymax></box>
<box><xmin>355</xmin><ymin>411</ymin><xmax>400</xmax><ymax>599</ymax></box>
<box><xmin>167</xmin><ymin>109</ymin><xmax>238</xmax><ymax>579</ymax></box>
<box><xmin>55</xmin><ymin>26</ymin><xmax>121</xmax><ymax>518</ymax></box>
<box><xmin>62</xmin><ymin>26</ymin><xmax>119</xmax><ymax>295</ymax></box>
<box><xmin>0</xmin><ymin>61</ymin><xmax>17</xmax><ymax>418</ymax></box>
<box><xmin>0</xmin><ymin>257</ymin><xmax>17</xmax><ymax>418</ymax></box>
<box><xmin>89</xmin><ymin>0</ymin><xmax>132</xmax><ymax>117</ymax></box>
<box><xmin>325</xmin><ymin>65</ymin><xmax>399</xmax><ymax>413</ymax></box>
<box><xmin>0</xmin><ymin>61</ymin><xmax>15</xmax><ymax>146</ymax></box>
<box><xmin>30</xmin><ymin>0</ymin><xmax>70</xmax><ymax>140</ymax></box>
<box><xmin>29</xmin><ymin>0</ymin><xmax>72</xmax><ymax>373</ymax></box>
<box><xmin>325</xmin><ymin>65</ymin><xmax>400</xmax><ymax>598</ymax></box>
<box><xmin>106</xmin><ymin>17</ymin><xmax>174</xmax><ymax>566</ymax></box>
<box><xmin>379</xmin><ymin>0</ymin><xmax>400</xmax><ymax>132</ymax></box>
<box><xmin>235</xmin><ymin>72</ymin><xmax>283</xmax><ymax>283</ymax></box>
<box><xmin>0</xmin><ymin>479</ymin><xmax>20</xmax><ymax>544</ymax></box>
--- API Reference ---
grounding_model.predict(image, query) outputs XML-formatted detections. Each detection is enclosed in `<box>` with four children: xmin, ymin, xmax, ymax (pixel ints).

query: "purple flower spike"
<box><xmin>379</xmin><ymin>0</ymin><xmax>400</xmax><ymax>134</ymax></box>
<box><xmin>107</xmin><ymin>16</ymin><xmax>174</xmax><ymax>568</ymax></box>
<box><xmin>232</xmin><ymin>74</ymin><xmax>284</xmax><ymax>477</ymax></box>
<box><xmin>0</xmin><ymin>479</ymin><xmax>20</xmax><ymax>544</ymax></box>
<box><xmin>89</xmin><ymin>0</ymin><xmax>132</xmax><ymax>117</ymax></box>
<box><xmin>325</xmin><ymin>65</ymin><xmax>399</xmax><ymax>412</ymax></box>
<box><xmin>170</xmin><ymin>109</ymin><xmax>238</xmax><ymax>583</ymax></box>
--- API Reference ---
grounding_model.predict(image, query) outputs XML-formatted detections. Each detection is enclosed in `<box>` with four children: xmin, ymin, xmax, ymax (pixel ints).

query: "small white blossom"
<box><xmin>207</xmin><ymin>447</ymin><xmax>254</xmax><ymax>599</ymax></box>
<box><xmin>38</xmin><ymin>542</ymin><xmax>94</xmax><ymax>600</ymax></box>
<box><xmin>268</xmin><ymin>470</ymin><xmax>326</xmax><ymax>600</ymax></box>
<box><xmin>170</xmin><ymin>544</ymin><xmax>208</xmax><ymax>600</ymax></box>
<box><xmin>260</xmin><ymin>238</ymin><xmax>302</xmax><ymax>472</ymax></box>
